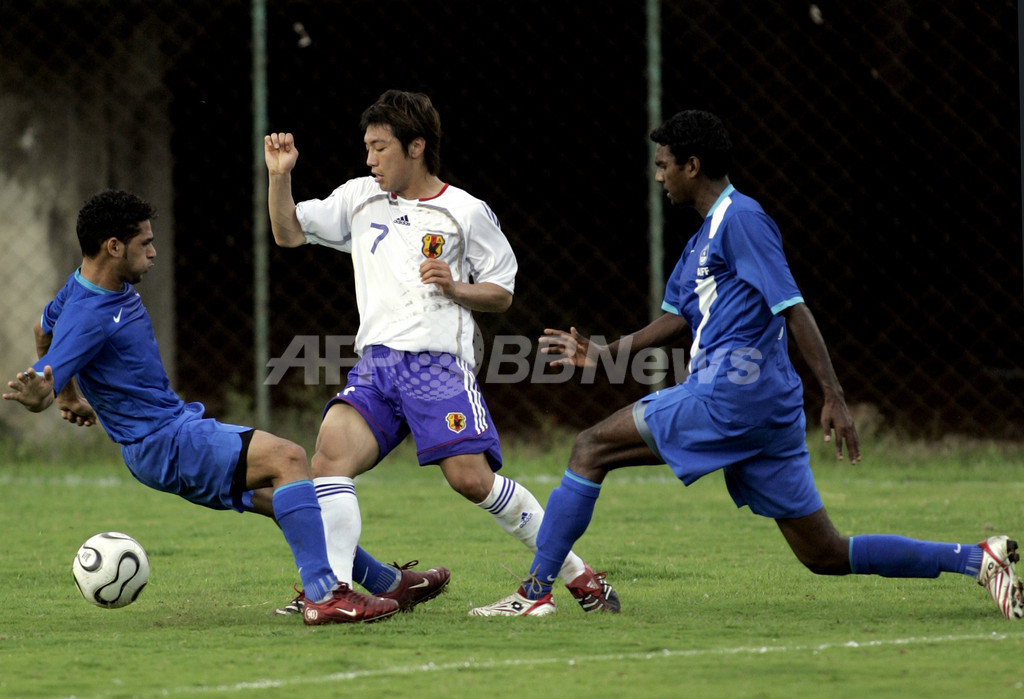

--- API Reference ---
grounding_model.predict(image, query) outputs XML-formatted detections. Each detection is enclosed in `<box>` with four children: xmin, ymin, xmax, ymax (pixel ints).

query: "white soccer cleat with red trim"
<box><xmin>468</xmin><ymin>588</ymin><xmax>556</xmax><ymax>617</ymax></box>
<box><xmin>977</xmin><ymin>535</ymin><xmax>1024</xmax><ymax>620</ymax></box>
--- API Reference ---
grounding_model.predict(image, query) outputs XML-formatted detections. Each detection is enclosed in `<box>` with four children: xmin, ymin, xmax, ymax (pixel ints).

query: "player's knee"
<box><xmin>568</xmin><ymin>428</ymin><xmax>611</xmax><ymax>480</ymax></box>
<box><xmin>442</xmin><ymin>459</ymin><xmax>493</xmax><ymax>502</ymax></box>
<box><xmin>449</xmin><ymin>473</ymin><xmax>490</xmax><ymax>502</ymax></box>
<box><xmin>276</xmin><ymin>442</ymin><xmax>310</xmax><ymax>481</ymax></box>
<box><xmin>309</xmin><ymin>450</ymin><xmax>331</xmax><ymax>478</ymax></box>
<box><xmin>310</xmin><ymin>448</ymin><xmax>358</xmax><ymax>478</ymax></box>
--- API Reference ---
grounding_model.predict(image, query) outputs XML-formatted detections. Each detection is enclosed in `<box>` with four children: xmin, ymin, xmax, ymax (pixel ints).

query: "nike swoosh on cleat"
<box><xmin>409</xmin><ymin>580</ymin><xmax>430</xmax><ymax>590</ymax></box>
<box><xmin>334</xmin><ymin>607</ymin><xmax>359</xmax><ymax>617</ymax></box>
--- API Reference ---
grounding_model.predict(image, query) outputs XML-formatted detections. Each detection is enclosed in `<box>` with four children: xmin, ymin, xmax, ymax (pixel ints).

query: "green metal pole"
<box><xmin>647</xmin><ymin>0</ymin><xmax>665</xmax><ymax>387</ymax></box>
<box><xmin>252</xmin><ymin>0</ymin><xmax>270</xmax><ymax>427</ymax></box>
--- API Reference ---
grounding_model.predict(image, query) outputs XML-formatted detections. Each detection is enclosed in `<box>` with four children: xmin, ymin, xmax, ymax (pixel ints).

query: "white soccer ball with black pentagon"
<box><xmin>72</xmin><ymin>532</ymin><xmax>150</xmax><ymax>609</ymax></box>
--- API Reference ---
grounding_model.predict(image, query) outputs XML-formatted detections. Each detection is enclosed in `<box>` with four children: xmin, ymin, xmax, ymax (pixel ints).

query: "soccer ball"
<box><xmin>71</xmin><ymin>532</ymin><xmax>150</xmax><ymax>609</ymax></box>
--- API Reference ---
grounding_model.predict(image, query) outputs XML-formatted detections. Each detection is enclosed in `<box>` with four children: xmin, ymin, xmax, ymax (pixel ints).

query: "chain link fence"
<box><xmin>2</xmin><ymin>0</ymin><xmax>1021</xmax><ymax>444</ymax></box>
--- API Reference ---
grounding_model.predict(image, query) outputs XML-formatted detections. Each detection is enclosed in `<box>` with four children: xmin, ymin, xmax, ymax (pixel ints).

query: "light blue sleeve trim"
<box><xmin>562</xmin><ymin>469</ymin><xmax>602</xmax><ymax>492</ymax></box>
<box><xmin>770</xmin><ymin>296</ymin><xmax>804</xmax><ymax>315</ymax></box>
<box><xmin>661</xmin><ymin>300</ymin><xmax>681</xmax><ymax>315</ymax></box>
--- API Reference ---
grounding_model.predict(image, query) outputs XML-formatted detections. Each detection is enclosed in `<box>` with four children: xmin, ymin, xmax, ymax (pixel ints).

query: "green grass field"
<box><xmin>2</xmin><ymin>430</ymin><xmax>1024</xmax><ymax>698</ymax></box>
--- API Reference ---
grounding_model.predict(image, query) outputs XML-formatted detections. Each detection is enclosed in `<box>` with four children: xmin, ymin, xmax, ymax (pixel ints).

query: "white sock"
<box><xmin>477</xmin><ymin>474</ymin><xmax>586</xmax><ymax>583</ymax></box>
<box><xmin>313</xmin><ymin>476</ymin><xmax>360</xmax><ymax>586</ymax></box>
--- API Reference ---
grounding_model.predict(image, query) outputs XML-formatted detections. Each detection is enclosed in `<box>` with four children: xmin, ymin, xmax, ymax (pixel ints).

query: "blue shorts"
<box><xmin>325</xmin><ymin>346</ymin><xmax>502</xmax><ymax>469</ymax></box>
<box><xmin>122</xmin><ymin>402</ymin><xmax>254</xmax><ymax>512</ymax></box>
<box><xmin>633</xmin><ymin>384</ymin><xmax>821</xmax><ymax>519</ymax></box>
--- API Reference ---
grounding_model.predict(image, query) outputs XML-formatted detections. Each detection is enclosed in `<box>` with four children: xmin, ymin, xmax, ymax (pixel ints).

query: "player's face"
<box><xmin>117</xmin><ymin>221</ymin><xmax>157</xmax><ymax>284</ymax></box>
<box><xmin>654</xmin><ymin>145</ymin><xmax>693</xmax><ymax>206</ymax></box>
<box><xmin>364</xmin><ymin>124</ymin><xmax>416</xmax><ymax>196</ymax></box>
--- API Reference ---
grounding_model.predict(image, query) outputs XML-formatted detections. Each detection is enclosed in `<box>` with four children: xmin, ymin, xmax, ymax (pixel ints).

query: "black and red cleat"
<box><xmin>378</xmin><ymin>560</ymin><xmax>451</xmax><ymax>611</ymax></box>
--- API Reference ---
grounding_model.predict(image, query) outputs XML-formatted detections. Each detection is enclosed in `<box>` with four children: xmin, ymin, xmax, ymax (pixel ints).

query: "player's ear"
<box><xmin>408</xmin><ymin>136</ymin><xmax>426</xmax><ymax>160</ymax></box>
<box><xmin>104</xmin><ymin>237</ymin><xmax>121</xmax><ymax>257</ymax></box>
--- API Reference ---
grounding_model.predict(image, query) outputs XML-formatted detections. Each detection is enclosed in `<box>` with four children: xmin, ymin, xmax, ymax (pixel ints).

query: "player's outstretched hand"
<box><xmin>57</xmin><ymin>393</ymin><xmax>97</xmax><ymax>427</ymax></box>
<box><xmin>539</xmin><ymin>327</ymin><xmax>600</xmax><ymax>368</ymax></box>
<box><xmin>820</xmin><ymin>395</ymin><xmax>860</xmax><ymax>463</ymax></box>
<box><xmin>3</xmin><ymin>366</ymin><xmax>55</xmax><ymax>413</ymax></box>
<box><xmin>265</xmin><ymin>132</ymin><xmax>299</xmax><ymax>175</ymax></box>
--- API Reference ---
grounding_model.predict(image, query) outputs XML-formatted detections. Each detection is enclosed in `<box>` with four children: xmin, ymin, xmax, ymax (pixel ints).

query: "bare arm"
<box><xmin>541</xmin><ymin>312</ymin><xmax>689</xmax><ymax>368</ymax></box>
<box><xmin>783</xmin><ymin>303</ymin><xmax>860</xmax><ymax>462</ymax></box>
<box><xmin>419</xmin><ymin>260</ymin><xmax>513</xmax><ymax>313</ymax></box>
<box><xmin>33</xmin><ymin>320</ymin><xmax>49</xmax><ymax>357</ymax></box>
<box><xmin>265</xmin><ymin>133</ymin><xmax>306</xmax><ymax>248</ymax></box>
<box><xmin>606</xmin><ymin>312</ymin><xmax>690</xmax><ymax>357</ymax></box>
<box><xmin>30</xmin><ymin>321</ymin><xmax>96</xmax><ymax>425</ymax></box>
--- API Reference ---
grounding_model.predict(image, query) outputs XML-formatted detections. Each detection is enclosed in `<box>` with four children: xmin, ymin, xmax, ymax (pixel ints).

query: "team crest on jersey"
<box><xmin>445</xmin><ymin>412</ymin><xmax>467</xmax><ymax>433</ymax></box>
<box><xmin>422</xmin><ymin>234</ymin><xmax>445</xmax><ymax>258</ymax></box>
<box><xmin>698</xmin><ymin>243</ymin><xmax>710</xmax><ymax>265</ymax></box>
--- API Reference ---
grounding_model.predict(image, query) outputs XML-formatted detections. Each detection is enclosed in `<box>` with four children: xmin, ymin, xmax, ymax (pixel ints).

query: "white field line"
<box><xmin>165</xmin><ymin>631</ymin><xmax>1024</xmax><ymax>695</ymax></box>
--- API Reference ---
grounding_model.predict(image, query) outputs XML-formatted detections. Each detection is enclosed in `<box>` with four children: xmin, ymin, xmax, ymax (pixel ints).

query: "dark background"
<box><xmin>8</xmin><ymin>1</ymin><xmax>1023</xmax><ymax>437</ymax></box>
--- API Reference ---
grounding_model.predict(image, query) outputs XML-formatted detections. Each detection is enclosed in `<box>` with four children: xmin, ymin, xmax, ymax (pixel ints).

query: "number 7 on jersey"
<box><xmin>369</xmin><ymin>223</ymin><xmax>389</xmax><ymax>254</ymax></box>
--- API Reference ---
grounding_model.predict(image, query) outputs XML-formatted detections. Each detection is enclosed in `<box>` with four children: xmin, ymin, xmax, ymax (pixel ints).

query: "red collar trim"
<box><xmin>390</xmin><ymin>183</ymin><xmax>449</xmax><ymax>202</ymax></box>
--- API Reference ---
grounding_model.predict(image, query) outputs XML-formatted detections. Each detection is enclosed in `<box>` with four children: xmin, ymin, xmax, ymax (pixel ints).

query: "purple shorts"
<box><xmin>325</xmin><ymin>345</ymin><xmax>502</xmax><ymax>469</ymax></box>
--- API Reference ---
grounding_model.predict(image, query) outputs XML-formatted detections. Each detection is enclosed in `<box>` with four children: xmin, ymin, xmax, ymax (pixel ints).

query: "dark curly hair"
<box><xmin>650</xmin><ymin>110</ymin><xmax>733</xmax><ymax>179</ymax></box>
<box><xmin>359</xmin><ymin>89</ymin><xmax>443</xmax><ymax>175</ymax></box>
<box><xmin>76</xmin><ymin>190</ymin><xmax>156</xmax><ymax>257</ymax></box>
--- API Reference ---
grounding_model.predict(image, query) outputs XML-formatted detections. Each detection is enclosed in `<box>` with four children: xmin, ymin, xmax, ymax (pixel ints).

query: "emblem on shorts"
<box><xmin>445</xmin><ymin>412</ymin><xmax>467</xmax><ymax>433</ymax></box>
<box><xmin>422</xmin><ymin>234</ymin><xmax>445</xmax><ymax>258</ymax></box>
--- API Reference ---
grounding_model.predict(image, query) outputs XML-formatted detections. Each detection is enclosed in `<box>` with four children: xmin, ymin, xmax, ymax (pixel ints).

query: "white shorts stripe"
<box><xmin>457</xmin><ymin>358</ymin><xmax>487</xmax><ymax>433</ymax></box>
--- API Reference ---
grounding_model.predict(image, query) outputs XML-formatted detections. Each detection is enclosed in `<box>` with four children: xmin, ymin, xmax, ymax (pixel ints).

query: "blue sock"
<box><xmin>272</xmin><ymin>480</ymin><xmax>337</xmax><ymax>602</ymax></box>
<box><xmin>849</xmin><ymin>535</ymin><xmax>983</xmax><ymax>578</ymax></box>
<box><xmin>525</xmin><ymin>469</ymin><xmax>602</xmax><ymax>599</ymax></box>
<box><xmin>353</xmin><ymin>546</ymin><xmax>400</xmax><ymax>594</ymax></box>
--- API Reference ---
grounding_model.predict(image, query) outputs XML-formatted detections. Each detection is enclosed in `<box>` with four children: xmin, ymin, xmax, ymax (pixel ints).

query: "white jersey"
<box><xmin>296</xmin><ymin>176</ymin><xmax>517</xmax><ymax>366</ymax></box>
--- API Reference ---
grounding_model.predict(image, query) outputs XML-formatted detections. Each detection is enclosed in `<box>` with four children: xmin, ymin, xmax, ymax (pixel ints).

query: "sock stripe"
<box><xmin>275</xmin><ymin>479</ymin><xmax>314</xmax><ymax>496</ymax></box>
<box><xmin>562</xmin><ymin>469</ymin><xmax>601</xmax><ymax>493</ymax></box>
<box><xmin>484</xmin><ymin>476</ymin><xmax>516</xmax><ymax>514</ymax></box>
<box><xmin>315</xmin><ymin>483</ymin><xmax>355</xmax><ymax>499</ymax></box>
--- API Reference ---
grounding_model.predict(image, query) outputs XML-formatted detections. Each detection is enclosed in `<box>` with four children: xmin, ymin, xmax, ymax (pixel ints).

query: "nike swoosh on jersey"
<box><xmin>113</xmin><ymin>308</ymin><xmax>123</xmax><ymax>323</ymax></box>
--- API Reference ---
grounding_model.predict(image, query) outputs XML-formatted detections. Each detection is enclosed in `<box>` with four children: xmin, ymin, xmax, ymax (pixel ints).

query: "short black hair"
<box><xmin>76</xmin><ymin>190</ymin><xmax>156</xmax><ymax>257</ymax></box>
<box><xmin>359</xmin><ymin>89</ymin><xmax>443</xmax><ymax>175</ymax></box>
<box><xmin>650</xmin><ymin>110</ymin><xmax>733</xmax><ymax>179</ymax></box>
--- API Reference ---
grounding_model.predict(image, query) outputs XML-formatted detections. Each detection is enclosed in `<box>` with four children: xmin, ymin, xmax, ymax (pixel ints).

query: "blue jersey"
<box><xmin>662</xmin><ymin>186</ymin><xmax>805</xmax><ymax>428</ymax></box>
<box><xmin>34</xmin><ymin>270</ymin><xmax>186</xmax><ymax>444</ymax></box>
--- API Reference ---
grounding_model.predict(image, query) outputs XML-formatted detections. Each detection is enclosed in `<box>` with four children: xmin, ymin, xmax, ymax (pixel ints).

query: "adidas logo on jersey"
<box><xmin>394</xmin><ymin>215</ymin><xmax>410</xmax><ymax>226</ymax></box>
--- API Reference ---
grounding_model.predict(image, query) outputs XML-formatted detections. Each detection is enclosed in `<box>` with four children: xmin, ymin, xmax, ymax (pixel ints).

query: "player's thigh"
<box><xmin>312</xmin><ymin>402</ymin><xmax>381</xmax><ymax>478</ymax></box>
<box><xmin>438</xmin><ymin>452</ymin><xmax>495</xmax><ymax>502</ymax></box>
<box><xmin>570</xmin><ymin>402</ymin><xmax>661</xmax><ymax>483</ymax></box>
